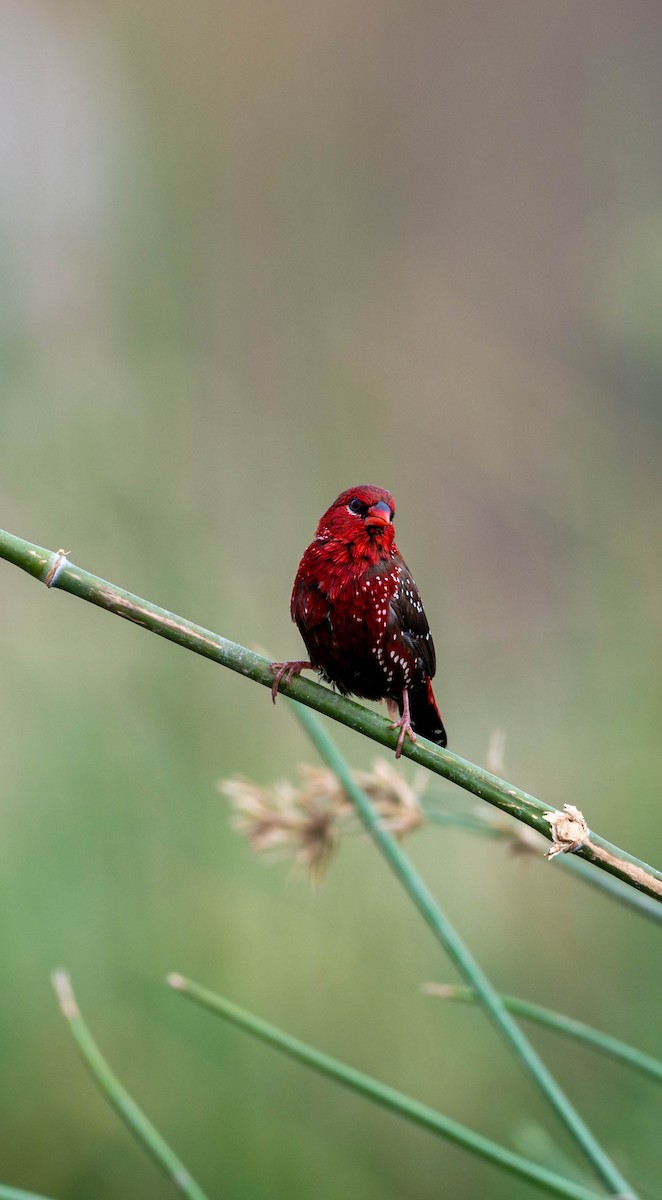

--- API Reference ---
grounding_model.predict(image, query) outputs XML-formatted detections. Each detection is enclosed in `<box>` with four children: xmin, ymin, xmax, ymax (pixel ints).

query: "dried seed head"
<box><xmin>543</xmin><ymin>804</ymin><xmax>589</xmax><ymax>858</ymax></box>
<box><xmin>355</xmin><ymin>759</ymin><xmax>425</xmax><ymax>836</ymax></box>
<box><xmin>219</xmin><ymin>759</ymin><xmax>425</xmax><ymax>882</ymax></box>
<box><xmin>219</xmin><ymin>775</ymin><xmax>338</xmax><ymax>882</ymax></box>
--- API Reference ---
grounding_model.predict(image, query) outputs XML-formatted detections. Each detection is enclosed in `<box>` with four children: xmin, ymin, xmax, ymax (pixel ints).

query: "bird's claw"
<box><xmin>389</xmin><ymin>715</ymin><xmax>417</xmax><ymax>759</ymax></box>
<box><xmin>386</xmin><ymin>691</ymin><xmax>417</xmax><ymax>758</ymax></box>
<box><xmin>269</xmin><ymin>660</ymin><xmax>312</xmax><ymax>703</ymax></box>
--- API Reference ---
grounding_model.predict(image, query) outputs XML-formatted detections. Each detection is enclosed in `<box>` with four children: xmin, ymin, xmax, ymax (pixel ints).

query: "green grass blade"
<box><xmin>559</xmin><ymin>854</ymin><xmax>662</xmax><ymax>922</ymax></box>
<box><xmin>425</xmin><ymin>986</ymin><xmax>662</xmax><ymax>1084</ymax></box>
<box><xmin>293</xmin><ymin>703</ymin><xmax>636</xmax><ymax>1199</ymax></box>
<box><xmin>167</xmin><ymin>973</ymin><xmax>605</xmax><ymax>1200</ymax></box>
<box><xmin>422</xmin><ymin>800</ymin><xmax>662</xmax><ymax>924</ymax></box>
<box><xmin>52</xmin><ymin>972</ymin><xmax>209</xmax><ymax>1200</ymax></box>
<box><xmin>0</xmin><ymin>1189</ymin><xmax>61</xmax><ymax>1200</ymax></box>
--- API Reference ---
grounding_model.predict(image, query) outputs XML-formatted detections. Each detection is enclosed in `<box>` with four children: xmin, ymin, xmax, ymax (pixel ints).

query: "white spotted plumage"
<box><xmin>272</xmin><ymin>484</ymin><xmax>447</xmax><ymax>755</ymax></box>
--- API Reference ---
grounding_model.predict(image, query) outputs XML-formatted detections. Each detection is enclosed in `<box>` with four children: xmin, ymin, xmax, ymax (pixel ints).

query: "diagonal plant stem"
<box><xmin>167</xmin><ymin>973</ymin><xmax>604</xmax><ymax>1200</ymax></box>
<box><xmin>423</xmin><ymin>985</ymin><xmax>662</xmax><ymax>1085</ymax></box>
<box><xmin>51</xmin><ymin>971</ymin><xmax>210</xmax><ymax>1200</ymax></box>
<box><xmin>292</xmin><ymin>702</ymin><xmax>636</xmax><ymax>1199</ymax></box>
<box><xmin>421</xmin><ymin>800</ymin><xmax>662</xmax><ymax>924</ymax></box>
<box><xmin>548</xmin><ymin>852</ymin><xmax>662</xmax><ymax>922</ymax></box>
<box><xmin>0</xmin><ymin>1189</ymin><xmax>60</xmax><ymax>1200</ymax></box>
<box><xmin>0</xmin><ymin>528</ymin><xmax>659</xmax><ymax>904</ymax></box>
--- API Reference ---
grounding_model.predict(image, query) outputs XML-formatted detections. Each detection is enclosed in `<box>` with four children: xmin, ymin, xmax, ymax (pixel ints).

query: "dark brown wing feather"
<box><xmin>388</xmin><ymin>560</ymin><xmax>436</xmax><ymax>681</ymax></box>
<box><xmin>389</xmin><ymin>560</ymin><xmax>446</xmax><ymax>746</ymax></box>
<box><xmin>291</xmin><ymin>576</ymin><xmax>332</xmax><ymax>661</ymax></box>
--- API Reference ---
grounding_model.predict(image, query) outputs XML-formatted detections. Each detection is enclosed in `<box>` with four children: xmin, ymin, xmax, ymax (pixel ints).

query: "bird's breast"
<box><xmin>297</xmin><ymin>565</ymin><xmax>410</xmax><ymax>700</ymax></box>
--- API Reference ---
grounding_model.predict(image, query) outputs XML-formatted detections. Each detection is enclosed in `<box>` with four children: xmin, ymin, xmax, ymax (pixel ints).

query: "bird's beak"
<box><xmin>365</xmin><ymin>500</ymin><xmax>392</xmax><ymax>527</ymax></box>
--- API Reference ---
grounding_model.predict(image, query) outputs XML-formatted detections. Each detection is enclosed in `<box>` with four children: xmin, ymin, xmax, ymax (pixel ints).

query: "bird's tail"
<box><xmin>405</xmin><ymin>679</ymin><xmax>447</xmax><ymax>748</ymax></box>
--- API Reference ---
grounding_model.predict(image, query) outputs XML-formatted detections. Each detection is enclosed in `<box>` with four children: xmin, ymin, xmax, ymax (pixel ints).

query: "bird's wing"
<box><xmin>388</xmin><ymin>560</ymin><xmax>436</xmax><ymax>678</ymax></box>
<box><xmin>291</xmin><ymin>578</ymin><xmax>330</xmax><ymax>633</ymax></box>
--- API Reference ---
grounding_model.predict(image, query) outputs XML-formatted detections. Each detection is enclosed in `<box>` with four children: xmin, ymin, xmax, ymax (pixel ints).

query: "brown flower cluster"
<box><xmin>219</xmin><ymin>760</ymin><xmax>425</xmax><ymax>883</ymax></box>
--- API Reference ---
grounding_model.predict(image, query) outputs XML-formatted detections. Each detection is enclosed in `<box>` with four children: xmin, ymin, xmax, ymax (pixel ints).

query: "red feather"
<box><xmin>272</xmin><ymin>485</ymin><xmax>447</xmax><ymax>757</ymax></box>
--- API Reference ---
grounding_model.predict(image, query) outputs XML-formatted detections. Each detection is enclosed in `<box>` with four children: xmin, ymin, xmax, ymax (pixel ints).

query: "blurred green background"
<box><xmin>1</xmin><ymin>3</ymin><xmax>661</xmax><ymax>1197</ymax></box>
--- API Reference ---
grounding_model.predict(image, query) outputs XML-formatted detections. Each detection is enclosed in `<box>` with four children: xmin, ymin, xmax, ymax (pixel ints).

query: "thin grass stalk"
<box><xmin>51</xmin><ymin>972</ymin><xmax>210</xmax><ymax>1200</ymax></box>
<box><xmin>167</xmin><ymin>974</ymin><xmax>604</xmax><ymax>1200</ymax></box>
<box><xmin>292</xmin><ymin>702</ymin><xmax>635</xmax><ymax>1198</ymax></box>
<box><xmin>0</xmin><ymin>529</ymin><xmax>659</xmax><ymax>904</ymax></box>
<box><xmin>422</xmin><ymin>803</ymin><xmax>662</xmax><ymax>924</ymax></box>
<box><xmin>0</xmin><ymin>1189</ymin><xmax>59</xmax><ymax>1200</ymax></box>
<box><xmin>557</xmin><ymin>854</ymin><xmax>662</xmax><ymax>922</ymax></box>
<box><xmin>424</xmin><ymin>986</ymin><xmax>662</xmax><ymax>1084</ymax></box>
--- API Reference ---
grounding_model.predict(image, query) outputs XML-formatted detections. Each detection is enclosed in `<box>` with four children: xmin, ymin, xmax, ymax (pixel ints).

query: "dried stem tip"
<box><xmin>51</xmin><ymin>968</ymin><xmax>80</xmax><ymax>1020</ymax></box>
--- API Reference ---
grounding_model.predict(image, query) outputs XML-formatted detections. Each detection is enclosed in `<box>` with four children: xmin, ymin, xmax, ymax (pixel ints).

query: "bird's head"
<box><xmin>316</xmin><ymin>485</ymin><xmax>396</xmax><ymax>554</ymax></box>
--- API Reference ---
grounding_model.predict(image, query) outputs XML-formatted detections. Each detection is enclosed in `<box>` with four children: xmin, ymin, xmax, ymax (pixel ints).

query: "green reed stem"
<box><xmin>0</xmin><ymin>1189</ymin><xmax>60</xmax><ymax>1200</ymax></box>
<box><xmin>293</xmin><ymin>703</ymin><xmax>635</xmax><ymax>1198</ymax></box>
<box><xmin>0</xmin><ymin>528</ymin><xmax>659</xmax><ymax>905</ymax></box>
<box><xmin>424</xmin><ymin>986</ymin><xmax>662</xmax><ymax>1085</ymax></box>
<box><xmin>51</xmin><ymin>971</ymin><xmax>210</xmax><ymax>1200</ymax></box>
<box><xmin>167</xmin><ymin>974</ymin><xmax>604</xmax><ymax>1200</ymax></box>
<box><xmin>421</xmin><ymin>801</ymin><xmax>662</xmax><ymax>924</ymax></box>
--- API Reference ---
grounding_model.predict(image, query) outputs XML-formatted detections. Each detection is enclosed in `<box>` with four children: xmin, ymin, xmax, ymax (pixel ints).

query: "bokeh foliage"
<box><xmin>0</xmin><ymin>3</ymin><xmax>660</xmax><ymax>1197</ymax></box>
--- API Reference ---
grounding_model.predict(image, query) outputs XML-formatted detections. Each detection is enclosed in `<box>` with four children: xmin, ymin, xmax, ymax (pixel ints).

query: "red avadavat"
<box><xmin>271</xmin><ymin>485</ymin><xmax>447</xmax><ymax>757</ymax></box>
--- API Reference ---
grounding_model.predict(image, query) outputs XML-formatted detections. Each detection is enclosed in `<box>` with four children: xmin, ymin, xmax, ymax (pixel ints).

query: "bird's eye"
<box><xmin>347</xmin><ymin>497</ymin><xmax>364</xmax><ymax>514</ymax></box>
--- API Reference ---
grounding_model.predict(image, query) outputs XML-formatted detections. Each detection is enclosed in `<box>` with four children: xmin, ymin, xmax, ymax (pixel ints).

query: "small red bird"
<box><xmin>271</xmin><ymin>484</ymin><xmax>447</xmax><ymax>757</ymax></box>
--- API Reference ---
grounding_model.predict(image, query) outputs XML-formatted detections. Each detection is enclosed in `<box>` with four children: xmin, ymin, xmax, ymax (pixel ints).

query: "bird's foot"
<box><xmin>269</xmin><ymin>660</ymin><xmax>313</xmax><ymax>703</ymax></box>
<box><xmin>387</xmin><ymin>691</ymin><xmax>417</xmax><ymax>759</ymax></box>
<box><xmin>389</xmin><ymin>715</ymin><xmax>417</xmax><ymax>759</ymax></box>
